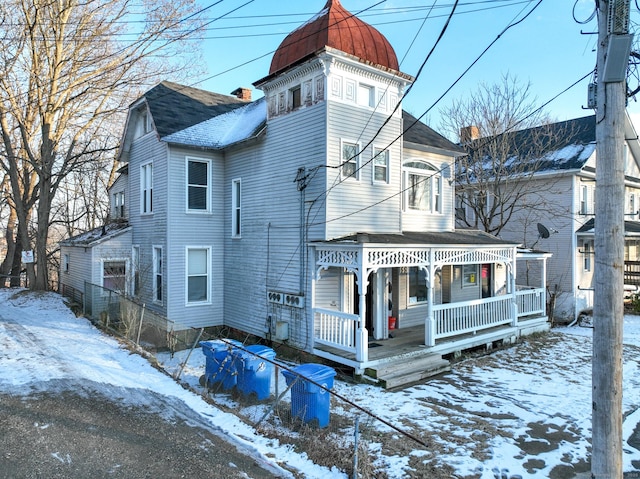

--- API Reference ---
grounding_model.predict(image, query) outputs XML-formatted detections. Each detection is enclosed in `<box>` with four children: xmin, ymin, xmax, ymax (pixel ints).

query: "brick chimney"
<box><xmin>459</xmin><ymin>125</ymin><xmax>480</xmax><ymax>143</ymax></box>
<box><xmin>231</xmin><ymin>87</ymin><xmax>252</xmax><ymax>101</ymax></box>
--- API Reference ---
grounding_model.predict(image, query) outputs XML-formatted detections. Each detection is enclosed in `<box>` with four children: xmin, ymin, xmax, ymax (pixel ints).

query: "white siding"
<box><xmin>325</xmin><ymin>101</ymin><xmax>403</xmax><ymax>238</ymax></box>
<box><xmin>402</xmin><ymin>148</ymin><xmax>455</xmax><ymax>232</ymax></box>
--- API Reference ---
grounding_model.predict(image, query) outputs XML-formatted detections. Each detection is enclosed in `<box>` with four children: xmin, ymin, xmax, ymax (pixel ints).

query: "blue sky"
<box><xmin>190</xmin><ymin>0</ymin><xmax>638</xmax><ymax>135</ymax></box>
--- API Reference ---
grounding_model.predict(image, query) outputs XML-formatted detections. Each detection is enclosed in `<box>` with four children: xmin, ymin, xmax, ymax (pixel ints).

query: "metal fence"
<box><xmin>74</xmin><ymin>282</ymin><xmax>437</xmax><ymax>478</ymax></box>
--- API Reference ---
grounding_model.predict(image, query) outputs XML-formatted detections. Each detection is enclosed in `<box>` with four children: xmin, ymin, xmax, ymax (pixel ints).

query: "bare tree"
<box><xmin>439</xmin><ymin>75</ymin><xmax>573</xmax><ymax>238</ymax></box>
<box><xmin>0</xmin><ymin>0</ymin><xmax>205</xmax><ymax>290</ymax></box>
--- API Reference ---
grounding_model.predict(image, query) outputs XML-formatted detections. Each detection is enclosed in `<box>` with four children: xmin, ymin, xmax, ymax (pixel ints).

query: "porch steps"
<box><xmin>367</xmin><ymin>354</ymin><xmax>451</xmax><ymax>389</ymax></box>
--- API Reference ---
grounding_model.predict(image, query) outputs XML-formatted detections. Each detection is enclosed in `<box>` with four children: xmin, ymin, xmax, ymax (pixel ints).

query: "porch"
<box><xmin>310</xmin><ymin>232</ymin><xmax>550</xmax><ymax>387</ymax></box>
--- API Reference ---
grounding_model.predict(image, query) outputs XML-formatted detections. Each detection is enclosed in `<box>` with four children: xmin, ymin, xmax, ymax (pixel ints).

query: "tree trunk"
<box><xmin>0</xmin><ymin>206</ymin><xmax>17</xmax><ymax>287</ymax></box>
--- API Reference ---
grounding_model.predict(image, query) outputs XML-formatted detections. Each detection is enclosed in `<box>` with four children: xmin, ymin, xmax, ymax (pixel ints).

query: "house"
<box><xmin>60</xmin><ymin>0</ymin><xmax>550</xmax><ymax>387</ymax></box>
<box><xmin>455</xmin><ymin>113</ymin><xmax>640</xmax><ymax>322</ymax></box>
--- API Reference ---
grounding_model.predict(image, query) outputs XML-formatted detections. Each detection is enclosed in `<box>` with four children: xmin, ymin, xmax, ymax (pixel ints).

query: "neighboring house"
<box><xmin>456</xmin><ymin>113</ymin><xmax>640</xmax><ymax>322</ymax></box>
<box><xmin>60</xmin><ymin>0</ymin><xmax>549</xmax><ymax>386</ymax></box>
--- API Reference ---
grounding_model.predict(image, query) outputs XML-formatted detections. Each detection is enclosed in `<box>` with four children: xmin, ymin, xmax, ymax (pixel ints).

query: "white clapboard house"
<box><xmin>60</xmin><ymin>0</ymin><xmax>550</xmax><ymax>386</ymax></box>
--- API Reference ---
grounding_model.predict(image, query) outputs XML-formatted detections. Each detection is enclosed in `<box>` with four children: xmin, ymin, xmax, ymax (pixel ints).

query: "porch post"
<box><xmin>511</xmin><ymin>247</ymin><xmax>518</xmax><ymax>326</ymax></box>
<box><xmin>355</xmin><ymin>267</ymin><xmax>368</xmax><ymax>363</ymax></box>
<box><xmin>425</xmin><ymin>249</ymin><xmax>436</xmax><ymax>347</ymax></box>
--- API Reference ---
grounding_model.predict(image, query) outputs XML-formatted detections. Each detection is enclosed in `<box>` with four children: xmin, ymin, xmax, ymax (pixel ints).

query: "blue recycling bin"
<box><xmin>199</xmin><ymin>339</ymin><xmax>242</xmax><ymax>390</ymax></box>
<box><xmin>234</xmin><ymin>345</ymin><xmax>276</xmax><ymax>400</ymax></box>
<box><xmin>282</xmin><ymin>363</ymin><xmax>336</xmax><ymax>428</ymax></box>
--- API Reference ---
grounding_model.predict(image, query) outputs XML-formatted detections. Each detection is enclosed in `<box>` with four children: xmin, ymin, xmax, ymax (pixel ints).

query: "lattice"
<box><xmin>366</xmin><ymin>249</ymin><xmax>431</xmax><ymax>267</ymax></box>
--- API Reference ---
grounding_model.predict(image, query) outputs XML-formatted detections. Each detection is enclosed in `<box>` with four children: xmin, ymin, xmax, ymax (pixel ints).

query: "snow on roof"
<box><xmin>163</xmin><ymin>98</ymin><xmax>267</xmax><ymax>149</ymax></box>
<box><xmin>60</xmin><ymin>222</ymin><xmax>131</xmax><ymax>247</ymax></box>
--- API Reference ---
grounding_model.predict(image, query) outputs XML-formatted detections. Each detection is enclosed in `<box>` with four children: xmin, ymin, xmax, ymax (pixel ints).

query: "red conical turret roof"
<box><xmin>269</xmin><ymin>0</ymin><xmax>399</xmax><ymax>75</ymax></box>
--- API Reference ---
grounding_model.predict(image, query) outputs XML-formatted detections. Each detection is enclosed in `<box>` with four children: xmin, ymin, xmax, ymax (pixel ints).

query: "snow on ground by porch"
<box><xmin>1</xmin><ymin>288</ymin><xmax>639</xmax><ymax>478</ymax></box>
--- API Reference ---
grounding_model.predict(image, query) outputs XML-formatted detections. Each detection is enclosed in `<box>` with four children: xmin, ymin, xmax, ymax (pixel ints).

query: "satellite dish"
<box><xmin>537</xmin><ymin>223</ymin><xmax>551</xmax><ymax>239</ymax></box>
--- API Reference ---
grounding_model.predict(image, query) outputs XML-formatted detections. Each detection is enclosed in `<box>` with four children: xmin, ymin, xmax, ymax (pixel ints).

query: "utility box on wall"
<box><xmin>275</xmin><ymin>321</ymin><xmax>289</xmax><ymax>340</ymax></box>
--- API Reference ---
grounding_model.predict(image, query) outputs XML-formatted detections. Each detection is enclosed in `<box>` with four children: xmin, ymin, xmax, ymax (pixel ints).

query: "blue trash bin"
<box><xmin>282</xmin><ymin>363</ymin><xmax>336</xmax><ymax>428</ymax></box>
<box><xmin>199</xmin><ymin>339</ymin><xmax>242</xmax><ymax>389</ymax></box>
<box><xmin>234</xmin><ymin>345</ymin><xmax>276</xmax><ymax>400</ymax></box>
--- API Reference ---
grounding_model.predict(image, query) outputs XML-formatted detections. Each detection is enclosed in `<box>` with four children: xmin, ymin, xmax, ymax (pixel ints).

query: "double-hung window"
<box><xmin>187</xmin><ymin>158</ymin><xmax>209</xmax><ymax>211</ymax></box>
<box><xmin>403</xmin><ymin>160</ymin><xmax>441</xmax><ymax>213</ymax></box>
<box><xmin>140</xmin><ymin>162</ymin><xmax>153</xmax><ymax>214</ymax></box>
<box><xmin>373</xmin><ymin>147</ymin><xmax>389</xmax><ymax>183</ymax></box>
<box><xmin>187</xmin><ymin>247</ymin><xmax>210</xmax><ymax>304</ymax></box>
<box><xmin>408</xmin><ymin>267</ymin><xmax>427</xmax><ymax>305</ymax></box>
<box><xmin>103</xmin><ymin>260</ymin><xmax>126</xmax><ymax>293</ymax></box>
<box><xmin>341</xmin><ymin>141</ymin><xmax>360</xmax><ymax>180</ymax></box>
<box><xmin>232</xmin><ymin>179</ymin><xmax>241</xmax><ymax>237</ymax></box>
<box><xmin>153</xmin><ymin>246</ymin><xmax>163</xmax><ymax>302</ymax></box>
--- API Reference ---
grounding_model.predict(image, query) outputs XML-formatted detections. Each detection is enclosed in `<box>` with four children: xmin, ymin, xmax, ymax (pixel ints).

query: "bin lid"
<box><xmin>284</xmin><ymin>363</ymin><xmax>336</xmax><ymax>380</ymax></box>
<box><xmin>199</xmin><ymin>339</ymin><xmax>242</xmax><ymax>351</ymax></box>
<box><xmin>235</xmin><ymin>344</ymin><xmax>276</xmax><ymax>359</ymax></box>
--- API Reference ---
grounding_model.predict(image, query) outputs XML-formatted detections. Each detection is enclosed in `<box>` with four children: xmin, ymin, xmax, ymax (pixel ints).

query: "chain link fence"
<box><xmin>69</xmin><ymin>282</ymin><xmax>442</xmax><ymax>478</ymax></box>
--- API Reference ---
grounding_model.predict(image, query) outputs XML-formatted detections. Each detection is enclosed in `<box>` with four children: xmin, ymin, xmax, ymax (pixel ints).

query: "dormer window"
<box><xmin>134</xmin><ymin>107</ymin><xmax>152</xmax><ymax>139</ymax></box>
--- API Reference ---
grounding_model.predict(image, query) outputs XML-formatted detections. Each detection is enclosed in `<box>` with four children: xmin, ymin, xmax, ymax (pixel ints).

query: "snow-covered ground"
<box><xmin>1</xmin><ymin>288</ymin><xmax>639</xmax><ymax>478</ymax></box>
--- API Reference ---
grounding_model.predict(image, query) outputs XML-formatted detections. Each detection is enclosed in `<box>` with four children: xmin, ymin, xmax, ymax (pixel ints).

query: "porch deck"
<box><xmin>313</xmin><ymin>314</ymin><xmax>549</xmax><ymax>387</ymax></box>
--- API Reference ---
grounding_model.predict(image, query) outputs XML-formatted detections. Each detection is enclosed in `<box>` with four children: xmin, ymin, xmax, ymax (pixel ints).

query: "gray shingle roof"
<box><xmin>465</xmin><ymin>115</ymin><xmax>596</xmax><ymax>174</ymax></box>
<box><xmin>403</xmin><ymin>111</ymin><xmax>465</xmax><ymax>154</ymax></box>
<box><xmin>576</xmin><ymin>218</ymin><xmax>640</xmax><ymax>234</ymax></box>
<box><xmin>144</xmin><ymin>81</ymin><xmax>248</xmax><ymax>138</ymax></box>
<box><xmin>322</xmin><ymin>229</ymin><xmax>517</xmax><ymax>246</ymax></box>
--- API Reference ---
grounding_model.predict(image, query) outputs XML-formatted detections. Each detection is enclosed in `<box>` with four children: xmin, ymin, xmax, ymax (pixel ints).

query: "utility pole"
<box><xmin>593</xmin><ymin>1</ymin><xmax>631</xmax><ymax>477</ymax></box>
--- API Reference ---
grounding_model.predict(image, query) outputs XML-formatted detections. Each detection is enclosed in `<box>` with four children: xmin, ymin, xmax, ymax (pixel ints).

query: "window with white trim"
<box><xmin>153</xmin><ymin>246</ymin><xmax>163</xmax><ymax>302</ymax></box>
<box><xmin>187</xmin><ymin>158</ymin><xmax>210</xmax><ymax>211</ymax></box>
<box><xmin>373</xmin><ymin>147</ymin><xmax>389</xmax><ymax>183</ymax></box>
<box><xmin>290</xmin><ymin>85</ymin><xmax>301</xmax><ymax>110</ymax></box>
<box><xmin>583</xmin><ymin>241</ymin><xmax>592</xmax><ymax>271</ymax></box>
<box><xmin>63</xmin><ymin>254</ymin><xmax>69</xmax><ymax>274</ymax></box>
<box><xmin>629</xmin><ymin>192</ymin><xmax>636</xmax><ymax>216</ymax></box>
<box><xmin>113</xmin><ymin>191</ymin><xmax>125</xmax><ymax>219</ymax></box>
<box><xmin>103</xmin><ymin>260</ymin><xmax>126</xmax><ymax>293</ymax></box>
<box><xmin>132</xmin><ymin>246</ymin><xmax>140</xmax><ymax>296</ymax></box>
<box><xmin>462</xmin><ymin>264</ymin><xmax>478</xmax><ymax>287</ymax></box>
<box><xmin>140</xmin><ymin>162</ymin><xmax>153</xmax><ymax>214</ymax></box>
<box><xmin>232</xmin><ymin>179</ymin><xmax>241</xmax><ymax>237</ymax></box>
<box><xmin>187</xmin><ymin>247</ymin><xmax>209</xmax><ymax>303</ymax></box>
<box><xmin>341</xmin><ymin>141</ymin><xmax>360</xmax><ymax>180</ymax></box>
<box><xmin>408</xmin><ymin>267</ymin><xmax>427</xmax><ymax>305</ymax></box>
<box><xmin>403</xmin><ymin>160</ymin><xmax>441</xmax><ymax>213</ymax></box>
<box><xmin>357</xmin><ymin>84</ymin><xmax>375</xmax><ymax>107</ymax></box>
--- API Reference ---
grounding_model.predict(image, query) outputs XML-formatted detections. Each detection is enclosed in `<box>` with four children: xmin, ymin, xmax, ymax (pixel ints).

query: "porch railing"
<box><xmin>516</xmin><ymin>287</ymin><xmax>545</xmax><ymax>318</ymax></box>
<box><xmin>313</xmin><ymin>308</ymin><xmax>359</xmax><ymax>354</ymax></box>
<box><xmin>432</xmin><ymin>295</ymin><xmax>512</xmax><ymax>340</ymax></box>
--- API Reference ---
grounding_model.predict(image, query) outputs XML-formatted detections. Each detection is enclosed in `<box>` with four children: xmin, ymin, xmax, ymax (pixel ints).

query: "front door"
<box><xmin>481</xmin><ymin>264</ymin><xmax>492</xmax><ymax>298</ymax></box>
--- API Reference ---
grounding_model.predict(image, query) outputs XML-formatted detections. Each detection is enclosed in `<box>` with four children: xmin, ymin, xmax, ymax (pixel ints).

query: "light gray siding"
<box><xmin>128</xmin><ymin>132</ymin><xmax>169</xmax><ymax>317</ymax></box>
<box><xmin>223</xmin><ymin>102</ymin><xmax>327</xmax><ymax>348</ymax></box>
<box><xmin>164</xmin><ymin>147</ymin><xmax>224</xmax><ymax>330</ymax></box>
<box><xmin>60</xmin><ymin>245</ymin><xmax>93</xmax><ymax>295</ymax></box>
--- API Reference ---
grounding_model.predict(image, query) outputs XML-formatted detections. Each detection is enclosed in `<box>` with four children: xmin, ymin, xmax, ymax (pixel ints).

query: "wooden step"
<box><xmin>368</xmin><ymin>354</ymin><xmax>451</xmax><ymax>389</ymax></box>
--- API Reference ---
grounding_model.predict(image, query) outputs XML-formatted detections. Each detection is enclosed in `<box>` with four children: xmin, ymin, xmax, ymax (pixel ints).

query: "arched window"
<box><xmin>403</xmin><ymin>160</ymin><xmax>441</xmax><ymax>213</ymax></box>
